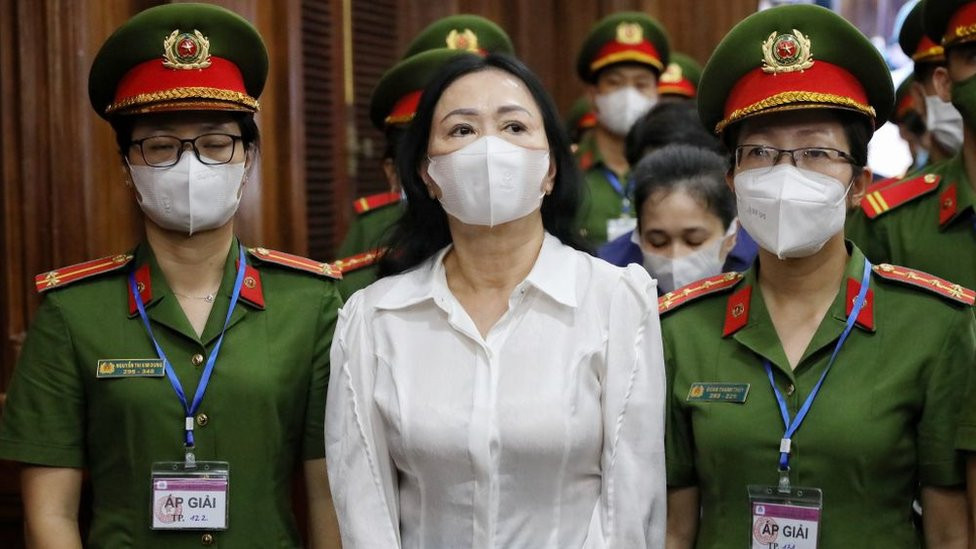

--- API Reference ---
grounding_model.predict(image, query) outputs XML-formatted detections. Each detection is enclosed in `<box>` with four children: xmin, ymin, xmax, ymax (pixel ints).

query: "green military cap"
<box><xmin>924</xmin><ymin>0</ymin><xmax>976</xmax><ymax>48</ymax></box>
<box><xmin>576</xmin><ymin>12</ymin><xmax>670</xmax><ymax>82</ymax></box>
<box><xmin>894</xmin><ymin>75</ymin><xmax>919</xmax><ymax>123</ymax></box>
<box><xmin>89</xmin><ymin>3</ymin><xmax>268</xmax><ymax>119</ymax></box>
<box><xmin>369</xmin><ymin>48</ymin><xmax>475</xmax><ymax>130</ymax></box>
<box><xmin>899</xmin><ymin>1</ymin><xmax>945</xmax><ymax>63</ymax></box>
<box><xmin>564</xmin><ymin>96</ymin><xmax>597</xmax><ymax>135</ymax></box>
<box><xmin>658</xmin><ymin>52</ymin><xmax>703</xmax><ymax>98</ymax></box>
<box><xmin>403</xmin><ymin>14</ymin><xmax>514</xmax><ymax>58</ymax></box>
<box><xmin>698</xmin><ymin>4</ymin><xmax>893</xmax><ymax>134</ymax></box>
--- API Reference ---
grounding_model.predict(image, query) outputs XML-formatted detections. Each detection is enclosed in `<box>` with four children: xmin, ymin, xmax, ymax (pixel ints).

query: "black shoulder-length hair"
<box><xmin>377</xmin><ymin>53</ymin><xmax>588</xmax><ymax>278</ymax></box>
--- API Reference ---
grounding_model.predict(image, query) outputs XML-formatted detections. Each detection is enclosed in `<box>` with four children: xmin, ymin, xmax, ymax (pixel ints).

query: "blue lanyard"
<box><xmin>602</xmin><ymin>168</ymin><xmax>632</xmax><ymax>215</ymax></box>
<box><xmin>763</xmin><ymin>259</ymin><xmax>872</xmax><ymax>477</ymax></box>
<box><xmin>128</xmin><ymin>244</ymin><xmax>246</xmax><ymax>457</ymax></box>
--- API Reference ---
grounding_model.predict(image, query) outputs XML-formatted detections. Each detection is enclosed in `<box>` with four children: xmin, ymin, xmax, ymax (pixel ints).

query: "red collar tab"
<box><xmin>946</xmin><ymin>3</ymin><xmax>976</xmax><ymax>47</ymax></box>
<box><xmin>127</xmin><ymin>264</ymin><xmax>153</xmax><ymax>316</ymax></box>
<box><xmin>35</xmin><ymin>253</ymin><xmax>134</xmax><ymax>294</ymax></box>
<box><xmin>353</xmin><ymin>191</ymin><xmax>402</xmax><ymax>215</ymax></box>
<box><xmin>845</xmin><ymin>277</ymin><xmax>875</xmax><ymax>331</ymax></box>
<box><xmin>248</xmin><ymin>247</ymin><xmax>341</xmax><ymax>280</ymax></box>
<box><xmin>234</xmin><ymin>260</ymin><xmax>266</xmax><ymax>309</ymax></box>
<box><xmin>578</xmin><ymin>150</ymin><xmax>595</xmax><ymax>171</ymax></box>
<box><xmin>723</xmin><ymin>285</ymin><xmax>752</xmax><ymax>337</ymax></box>
<box><xmin>938</xmin><ymin>183</ymin><xmax>959</xmax><ymax>227</ymax></box>
<box><xmin>330</xmin><ymin>249</ymin><xmax>385</xmax><ymax>275</ymax></box>
<box><xmin>860</xmin><ymin>172</ymin><xmax>941</xmax><ymax>219</ymax></box>
<box><xmin>873</xmin><ymin>263</ymin><xmax>976</xmax><ymax>306</ymax></box>
<box><xmin>659</xmin><ymin>272</ymin><xmax>744</xmax><ymax>316</ymax></box>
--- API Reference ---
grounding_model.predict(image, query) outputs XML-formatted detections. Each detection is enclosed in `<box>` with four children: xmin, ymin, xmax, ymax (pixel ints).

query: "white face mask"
<box><xmin>634</xmin><ymin>222</ymin><xmax>736</xmax><ymax>293</ymax></box>
<box><xmin>734</xmin><ymin>165</ymin><xmax>850</xmax><ymax>260</ymax></box>
<box><xmin>924</xmin><ymin>94</ymin><xmax>964</xmax><ymax>153</ymax></box>
<box><xmin>594</xmin><ymin>86</ymin><xmax>657</xmax><ymax>136</ymax></box>
<box><xmin>129</xmin><ymin>153</ymin><xmax>246</xmax><ymax>235</ymax></box>
<box><xmin>426</xmin><ymin>136</ymin><xmax>550</xmax><ymax>227</ymax></box>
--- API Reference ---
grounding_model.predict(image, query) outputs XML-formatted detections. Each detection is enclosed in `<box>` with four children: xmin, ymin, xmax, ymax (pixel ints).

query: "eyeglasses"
<box><xmin>734</xmin><ymin>144</ymin><xmax>857</xmax><ymax>173</ymax></box>
<box><xmin>129</xmin><ymin>133</ymin><xmax>243</xmax><ymax>167</ymax></box>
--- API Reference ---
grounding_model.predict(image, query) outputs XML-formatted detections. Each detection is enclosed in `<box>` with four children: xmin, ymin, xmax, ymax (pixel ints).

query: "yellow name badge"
<box><xmin>97</xmin><ymin>359</ymin><xmax>165</xmax><ymax>378</ymax></box>
<box><xmin>687</xmin><ymin>382</ymin><xmax>750</xmax><ymax>403</ymax></box>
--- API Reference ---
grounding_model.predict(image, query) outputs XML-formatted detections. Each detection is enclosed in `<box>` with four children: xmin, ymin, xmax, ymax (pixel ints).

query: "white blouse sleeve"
<box><xmin>584</xmin><ymin>265</ymin><xmax>667</xmax><ymax>548</ymax></box>
<box><xmin>325</xmin><ymin>290</ymin><xmax>401</xmax><ymax>548</ymax></box>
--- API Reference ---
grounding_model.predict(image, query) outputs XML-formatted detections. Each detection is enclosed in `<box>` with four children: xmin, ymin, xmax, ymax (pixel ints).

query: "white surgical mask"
<box><xmin>426</xmin><ymin>136</ymin><xmax>550</xmax><ymax>227</ymax></box>
<box><xmin>634</xmin><ymin>222</ymin><xmax>736</xmax><ymax>293</ymax></box>
<box><xmin>734</xmin><ymin>165</ymin><xmax>850</xmax><ymax>259</ymax></box>
<box><xmin>129</xmin><ymin>153</ymin><xmax>246</xmax><ymax>235</ymax></box>
<box><xmin>594</xmin><ymin>87</ymin><xmax>657</xmax><ymax>136</ymax></box>
<box><xmin>924</xmin><ymin>95</ymin><xmax>964</xmax><ymax>153</ymax></box>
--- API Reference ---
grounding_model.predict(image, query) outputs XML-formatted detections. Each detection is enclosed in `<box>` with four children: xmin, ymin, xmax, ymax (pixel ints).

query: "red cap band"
<box><xmin>108</xmin><ymin>56</ymin><xmax>256</xmax><ymax>115</ymax></box>
<box><xmin>914</xmin><ymin>35</ymin><xmax>945</xmax><ymax>62</ymax></box>
<box><xmin>719</xmin><ymin>61</ymin><xmax>873</xmax><ymax>132</ymax></box>
<box><xmin>385</xmin><ymin>90</ymin><xmax>423</xmax><ymax>126</ymax></box>
<box><xmin>659</xmin><ymin>78</ymin><xmax>696</xmax><ymax>98</ymax></box>
<box><xmin>590</xmin><ymin>40</ymin><xmax>663</xmax><ymax>74</ymax></box>
<box><xmin>946</xmin><ymin>3</ymin><xmax>976</xmax><ymax>46</ymax></box>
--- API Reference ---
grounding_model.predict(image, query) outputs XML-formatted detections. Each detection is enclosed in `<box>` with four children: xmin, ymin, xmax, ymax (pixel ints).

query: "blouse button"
<box><xmin>191</xmin><ymin>353</ymin><xmax>205</xmax><ymax>366</ymax></box>
<box><xmin>200</xmin><ymin>533</ymin><xmax>214</xmax><ymax>545</ymax></box>
<box><xmin>196</xmin><ymin>413</ymin><xmax>209</xmax><ymax>427</ymax></box>
<box><xmin>785</xmin><ymin>384</ymin><xmax>795</xmax><ymax>396</ymax></box>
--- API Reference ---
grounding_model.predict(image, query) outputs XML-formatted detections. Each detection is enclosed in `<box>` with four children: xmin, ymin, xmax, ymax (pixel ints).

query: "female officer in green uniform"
<box><xmin>0</xmin><ymin>4</ymin><xmax>342</xmax><ymax>547</ymax></box>
<box><xmin>662</xmin><ymin>5</ymin><xmax>976</xmax><ymax>548</ymax></box>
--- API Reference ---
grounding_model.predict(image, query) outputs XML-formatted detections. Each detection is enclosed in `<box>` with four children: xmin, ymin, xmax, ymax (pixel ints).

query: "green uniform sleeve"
<box><xmin>952</xmin><ymin>309</ymin><xmax>976</xmax><ymax>455</ymax></box>
<box><xmin>664</xmin><ymin>323</ymin><xmax>697</xmax><ymax>487</ymax></box>
<box><xmin>301</xmin><ymin>283</ymin><xmax>342</xmax><ymax>461</ymax></box>
<box><xmin>920</xmin><ymin>306</ymin><xmax>976</xmax><ymax>485</ymax></box>
<box><xmin>0</xmin><ymin>294</ymin><xmax>86</xmax><ymax>467</ymax></box>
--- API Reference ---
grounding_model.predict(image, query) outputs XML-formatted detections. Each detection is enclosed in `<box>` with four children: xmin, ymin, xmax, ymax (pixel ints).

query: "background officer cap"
<box><xmin>403</xmin><ymin>14</ymin><xmax>514</xmax><ymax>58</ymax></box>
<box><xmin>369</xmin><ymin>48</ymin><xmax>475</xmax><ymax>129</ymax></box>
<box><xmin>89</xmin><ymin>3</ymin><xmax>268</xmax><ymax>119</ymax></box>
<box><xmin>698</xmin><ymin>4</ymin><xmax>893</xmax><ymax>134</ymax></box>
<box><xmin>924</xmin><ymin>0</ymin><xmax>976</xmax><ymax>48</ymax></box>
<box><xmin>564</xmin><ymin>96</ymin><xmax>597</xmax><ymax>135</ymax></box>
<box><xmin>576</xmin><ymin>12</ymin><xmax>670</xmax><ymax>82</ymax></box>
<box><xmin>900</xmin><ymin>1</ymin><xmax>945</xmax><ymax>63</ymax></box>
<box><xmin>893</xmin><ymin>75</ymin><xmax>919</xmax><ymax>123</ymax></box>
<box><xmin>658</xmin><ymin>52</ymin><xmax>702</xmax><ymax>98</ymax></box>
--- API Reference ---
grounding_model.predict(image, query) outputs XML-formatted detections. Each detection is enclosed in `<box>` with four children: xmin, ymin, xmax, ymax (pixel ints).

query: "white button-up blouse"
<box><xmin>325</xmin><ymin>233</ymin><xmax>666</xmax><ymax>548</ymax></box>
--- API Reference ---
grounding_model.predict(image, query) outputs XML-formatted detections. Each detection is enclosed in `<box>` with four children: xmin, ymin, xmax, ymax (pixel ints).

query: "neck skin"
<box><xmin>444</xmin><ymin>212</ymin><xmax>545</xmax><ymax>294</ymax></box>
<box><xmin>594</xmin><ymin>125</ymin><xmax>629</xmax><ymax>176</ymax></box>
<box><xmin>145</xmin><ymin>219</ymin><xmax>233</xmax><ymax>295</ymax></box>
<box><xmin>756</xmin><ymin>232</ymin><xmax>849</xmax><ymax>305</ymax></box>
<box><xmin>961</xmin><ymin>125</ymin><xmax>976</xmax><ymax>194</ymax></box>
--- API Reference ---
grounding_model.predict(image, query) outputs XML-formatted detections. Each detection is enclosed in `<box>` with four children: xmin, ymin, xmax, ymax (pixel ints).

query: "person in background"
<box><xmin>902</xmin><ymin>0</ymin><xmax>961</xmax><ymax>164</ymax></box>
<box><xmin>847</xmin><ymin>0</ymin><xmax>976</xmax><ymax>289</ymax></box>
<box><xmin>893</xmin><ymin>75</ymin><xmax>931</xmax><ymax>173</ymax></box>
<box><xmin>611</xmin><ymin>144</ymin><xmax>746</xmax><ymax>294</ymax></box>
<box><xmin>331</xmin><ymin>15</ymin><xmax>514</xmax><ymax>299</ymax></box>
<box><xmin>564</xmin><ymin>95</ymin><xmax>597</xmax><ymax>149</ymax></box>
<box><xmin>0</xmin><ymin>4</ymin><xmax>343</xmax><ymax>547</ymax></box>
<box><xmin>658</xmin><ymin>52</ymin><xmax>703</xmax><ymax>101</ymax></box>
<box><xmin>326</xmin><ymin>53</ymin><xmax>666</xmax><ymax>548</ymax></box>
<box><xmin>599</xmin><ymin>102</ymin><xmax>758</xmax><ymax>273</ymax></box>
<box><xmin>664</xmin><ymin>5</ymin><xmax>974</xmax><ymax>548</ymax></box>
<box><xmin>575</xmin><ymin>12</ymin><xmax>671</xmax><ymax>246</ymax></box>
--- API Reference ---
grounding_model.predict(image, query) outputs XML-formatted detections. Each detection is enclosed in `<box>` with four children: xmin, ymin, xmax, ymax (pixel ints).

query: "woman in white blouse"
<box><xmin>325</xmin><ymin>53</ymin><xmax>666</xmax><ymax>548</ymax></box>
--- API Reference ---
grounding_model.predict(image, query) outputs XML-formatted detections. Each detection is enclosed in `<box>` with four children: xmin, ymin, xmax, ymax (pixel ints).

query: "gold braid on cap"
<box><xmin>105</xmin><ymin>87</ymin><xmax>259</xmax><ymax>115</ymax></box>
<box><xmin>947</xmin><ymin>23</ymin><xmax>976</xmax><ymax>47</ymax></box>
<box><xmin>715</xmin><ymin>91</ymin><xmax>875</xmax><ymax>133</ymax></box>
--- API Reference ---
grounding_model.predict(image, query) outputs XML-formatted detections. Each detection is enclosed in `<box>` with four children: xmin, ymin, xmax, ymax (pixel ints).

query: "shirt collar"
<box><xmin>374</xmin><ymin>232</ymin><xmax>578</xmax><ymax>311</ymax></box>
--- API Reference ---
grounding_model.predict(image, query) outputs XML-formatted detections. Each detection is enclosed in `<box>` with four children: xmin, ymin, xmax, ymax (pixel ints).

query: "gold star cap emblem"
<box><xmin>761</xmin><ymin>29</ymin><xmax>814</xmax><ymax>74</ymax></box>
<box><xmin>162</xmin><ymin>29</ymin><xmax>212</xmax><ymax>70</ymax></box>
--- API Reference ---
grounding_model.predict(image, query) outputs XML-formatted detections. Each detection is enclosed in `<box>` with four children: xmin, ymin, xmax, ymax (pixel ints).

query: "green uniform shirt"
<box><xmin>664</xmin><ymin>245</ymin><xmax>974</xmax><ymax>548</ymax></box>
<box><xmin>575</xmin><ymin>131</ymin><xmax>630</xmax><ymax>246</ymax></box>
<box><xmin>847</xmin><ymin>154</ymin><xmax>976</xmax><ymax>288</ymax></box>
<box><xmin>0</xmin><ymin>239</ymin><xmax>341</xmax><ymax>548</ymax></box>
<box><xmin>335</xmin><ymin>202</ymin><xmax>401</xmax><ymax>259</ymax></box>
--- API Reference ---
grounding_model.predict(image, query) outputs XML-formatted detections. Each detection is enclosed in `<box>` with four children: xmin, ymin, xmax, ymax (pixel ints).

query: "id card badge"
<box><xmin>151</xmin><ymin>461</ymin><xmax>229</xmax><ymax>530</ymax></box>
<box><xmin>607</xmin><ymin>216</ymin><xmax>637</xmax><ymax>242</ymax></box>
<box><xmin>748</xmin><ymin>484</ymin><xmax>822</xmax><ymax>549</ymax></box>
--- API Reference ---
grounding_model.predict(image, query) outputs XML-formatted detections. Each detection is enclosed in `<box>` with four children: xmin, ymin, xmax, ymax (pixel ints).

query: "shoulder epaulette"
<box><xmin>872</xmin><ymin>263</ymin><xmax>975</xmax><ymax>305</ymax></box>
<box><xmin>330</xmin><ymin>249</ymin><xmax>384</xmax><ymax>275</ymax></box>
<box><xmin>864</xmin><ymin>175</ymin><xmax>899</xmax><ymax>194</ymax></box>
<box><xmin>353</xmin><ymin>192</ymin><xmax>401</xmax><ymax>215</ymax></box>
<box><xmin>35</xmin><ymin>253</ymin><xmax>134</xmax><ymax>294</ymax></box>
<box><xmin>861</xmin><ymin>173</ymin><xmax>941</xmax><ymax>219</ymax></box>
<box><xmin>248</xmin><ymin>247</ymin><xmax>341</xmax><ymax>280</ymax></box>
<box><xmin>658</xmin><ymin>272</ymin><xmax>744</xmax><ymax>315</ymax></box>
